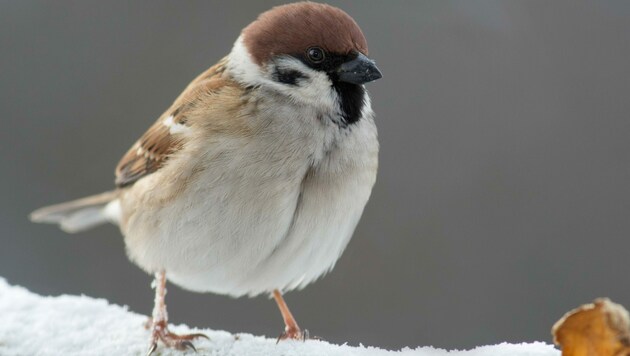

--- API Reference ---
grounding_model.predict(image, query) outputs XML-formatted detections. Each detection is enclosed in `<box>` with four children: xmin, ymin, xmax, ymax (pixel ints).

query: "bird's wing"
<box><xmin>115</xmin><ymin>58</ymin><xmax>230</xmax><ymax>188</ymax></box>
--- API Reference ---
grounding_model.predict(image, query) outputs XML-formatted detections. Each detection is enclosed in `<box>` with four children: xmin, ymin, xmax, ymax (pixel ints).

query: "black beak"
<box><xmin>336</xmin><ymin>53</ymin><xmax>382</xmax><ymax>85</ymax></box>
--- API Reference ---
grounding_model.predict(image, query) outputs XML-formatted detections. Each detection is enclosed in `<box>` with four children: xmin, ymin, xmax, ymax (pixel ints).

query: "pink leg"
<box><xmin>273</xmin><ymin>289</ymin><xmax>309</xmax><ymax>342</ymax></box>
<box><xmin>147</xmin><ymin>270</ymin><xmax>208</xmax><ymax>355</ymax></box>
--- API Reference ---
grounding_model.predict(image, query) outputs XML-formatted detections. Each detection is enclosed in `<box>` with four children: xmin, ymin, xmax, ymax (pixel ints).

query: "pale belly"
<box><xmin>120</xmin><ymin>147</ymin><xmax>375</xmax><ymax>298</ymax></box>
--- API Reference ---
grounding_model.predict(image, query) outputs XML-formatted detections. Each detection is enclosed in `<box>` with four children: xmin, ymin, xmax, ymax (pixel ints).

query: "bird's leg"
<box><xmin>147</xmin><ymin>270</ymin><xmax>208</xmax><ymax>355</ymax></box>
<box><xmin>273</xmin><ymin>289</ymin><xmax>309</xmax><ymax>342</ymax></box>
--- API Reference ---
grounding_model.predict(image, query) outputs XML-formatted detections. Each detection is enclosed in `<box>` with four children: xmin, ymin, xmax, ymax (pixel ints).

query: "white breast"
<box><xmin>240</xmin><ymin>119</ymin><xmax>379</xmax><ymax>295</ymax></box>
<box><xmin>120</xmin><ymin>97</ymin><xmax>378</xmax><ymax>298</ymax></box>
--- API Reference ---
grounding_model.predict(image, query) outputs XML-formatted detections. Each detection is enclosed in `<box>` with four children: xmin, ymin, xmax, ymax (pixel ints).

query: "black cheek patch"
<box><xmin>273</xmin><ymin>68</ymin><xmax>307</xmax><ymax>86</ymax></box>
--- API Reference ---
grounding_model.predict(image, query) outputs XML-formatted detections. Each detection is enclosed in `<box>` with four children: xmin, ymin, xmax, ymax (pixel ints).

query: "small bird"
<box><xmin>30</xmin><ymin>2</ymin><xmax>381</xmax><ymax>353</ymax></box>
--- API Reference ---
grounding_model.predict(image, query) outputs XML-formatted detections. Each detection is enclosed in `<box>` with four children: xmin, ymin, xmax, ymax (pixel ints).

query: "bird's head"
<box><xmin>228</xmin><ymin>2</ymin><xmax>382</xmax><ymax>125</ymax></box>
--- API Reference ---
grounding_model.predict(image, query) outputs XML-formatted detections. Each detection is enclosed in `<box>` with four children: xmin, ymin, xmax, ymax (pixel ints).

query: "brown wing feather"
<box><xmin>115</xmin><ymin>58</ymin><xmax>228</xmax><ymax>187</ymax></box>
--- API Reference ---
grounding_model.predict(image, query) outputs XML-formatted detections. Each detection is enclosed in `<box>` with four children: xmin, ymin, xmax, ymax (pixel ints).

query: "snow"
<box><xmin>0</xmin><ymin>278</ymin><xmax>559</xmax><ymax>356</ymax></box>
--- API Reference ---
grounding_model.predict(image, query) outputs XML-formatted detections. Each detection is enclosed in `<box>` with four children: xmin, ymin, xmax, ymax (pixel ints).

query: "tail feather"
<box><xmin>30</xmin><ymin>190</ymin><xmax>119</xmax><ymax>233</ymax></box>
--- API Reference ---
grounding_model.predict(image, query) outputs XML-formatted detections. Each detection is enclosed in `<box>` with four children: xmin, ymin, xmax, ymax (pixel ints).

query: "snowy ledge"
<box><xmin>0</xmin><ymin>278</ymin><xmax>558</xmax><ymax>356</ymax></box>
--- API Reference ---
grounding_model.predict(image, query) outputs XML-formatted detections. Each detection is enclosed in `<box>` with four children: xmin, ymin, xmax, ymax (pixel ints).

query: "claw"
<box><xmin>171</xmin><ymin>332</ymin><xmax>208</xmax><ymax>341</ymax></box>
<box><xmin>179</xmin><ymin>340</ymin><xmax>197</xmax><ymax>352</ymax></box>
<box><xmin>276</xmin><ymin>327</ymin><xmax>313</xmax><ymax>343</ymax></box>
<box><xmin>192</xmin><ymin>333</ymin><xmax>210</xmax><ymax>340</ymax></box>
<box><xmin>148</xmin><ymin>327</ymin><xmax>208</xmax><ymax>353</ymax></box>
<box><xmin>146</xmin><ymin>342</ymin><xmax>157</xmax><ymax>356</ymax></box>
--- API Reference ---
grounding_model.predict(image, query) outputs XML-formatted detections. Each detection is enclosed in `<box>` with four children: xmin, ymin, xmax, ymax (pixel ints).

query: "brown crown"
<box><xmin>242</xmin><ymin>2</ymin><xmax>368</xmax><ymax>65</ymax></box>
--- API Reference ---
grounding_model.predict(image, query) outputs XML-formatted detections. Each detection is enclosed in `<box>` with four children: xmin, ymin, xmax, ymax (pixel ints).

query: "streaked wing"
<box><xmin>115</xmin><ymin>58</ymin><xmax>228</xmax><ymax>187</ymax></box>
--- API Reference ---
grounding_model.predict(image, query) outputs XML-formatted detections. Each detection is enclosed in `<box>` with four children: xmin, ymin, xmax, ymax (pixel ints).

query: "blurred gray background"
<box><xmin>1</xmin><ymin>0</ymin><xmax>630</xmax><ymax>351</ymax></box>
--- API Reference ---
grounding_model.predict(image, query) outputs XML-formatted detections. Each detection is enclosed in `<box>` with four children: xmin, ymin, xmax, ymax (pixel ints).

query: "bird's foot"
<box><xmin>276</xmin><ymin>326</ymin><xmax>321</xmax><ymax>343</ymax></box>
<box><xmin>147</xmin><ymin>319</ymin><xmax>208</xmax><ymax>355</ymax></box>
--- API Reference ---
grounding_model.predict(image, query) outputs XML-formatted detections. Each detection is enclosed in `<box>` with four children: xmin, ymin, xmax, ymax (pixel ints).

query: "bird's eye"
<box><xmin>306</xmin><ymin>47</ymin><xmax>325</xmax><ymax>63</ymax></box>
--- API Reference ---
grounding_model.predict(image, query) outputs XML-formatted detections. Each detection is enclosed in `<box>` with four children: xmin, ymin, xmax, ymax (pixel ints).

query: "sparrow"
<box><xmin>30</xmin><ymin>2</ymin><xmax>381</xmax><ymax>354</ymax></box>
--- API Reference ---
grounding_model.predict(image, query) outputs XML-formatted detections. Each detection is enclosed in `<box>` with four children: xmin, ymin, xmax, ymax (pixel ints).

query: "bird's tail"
<box><xmin>30</xmin><ymin>190</ymin><xmax>120</xmax><ymax>233</ymax></box>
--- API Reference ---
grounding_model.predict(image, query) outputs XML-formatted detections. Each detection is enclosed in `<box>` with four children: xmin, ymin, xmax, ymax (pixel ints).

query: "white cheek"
<box><xmin>288</xmin><ymin>71</ymin><xmax>338</xmax><ymax>110</ymax></box>
<box><xmin>265</xmin><ymin>57</ymin><xmax>339</xmax><ymax>112</ymax></box>
<box><xmin>227</xmin><ymin>36</ymin><xmax>264</xmax><ymax>86</ymax></box>
<box><xmin>227</xmin><ymin>36</ymin><xmax>339</xmax><ymax>114</ymax></box>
